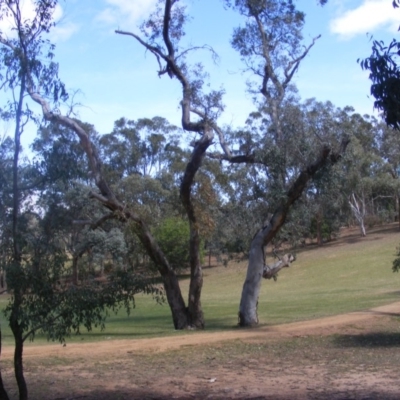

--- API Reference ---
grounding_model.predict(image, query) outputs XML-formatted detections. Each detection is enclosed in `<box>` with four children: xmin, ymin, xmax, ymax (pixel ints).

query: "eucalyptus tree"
<box><xmin>337</xmin><ymin>113</ymin><xmax>388</xmax><ymax>235</ymax></box>
<box><xmin>204</xmin><ymin>0</ymin><xmax>349</xmax><ymax>326</ymax></box>
<box><xmin>376</xmin><ymin>122</ymin><xmax>400</xmax><ymax>227</ymax></box>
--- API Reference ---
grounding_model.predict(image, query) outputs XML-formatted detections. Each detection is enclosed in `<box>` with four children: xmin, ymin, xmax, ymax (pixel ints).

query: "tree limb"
<box><xmin>262</xmin><ymin>254</ymin><xmax>295</xmax><ymax>279</ymax></box>
<box><xmin>283</xmin><ymin>35</ymin><xmax>321</xmax><ymax>88</ymax></box>
<box><xmin>261</xmin><ymin>136</ymin><xmax>350</xmax><ymax>246</ymax></box>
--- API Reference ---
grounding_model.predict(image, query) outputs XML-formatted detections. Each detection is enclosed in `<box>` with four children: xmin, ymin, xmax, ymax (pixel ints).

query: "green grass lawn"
<box><xmin>1</xmin><ymin>223</ymin><xmax>400</xmax><ymax>346</ymax></box>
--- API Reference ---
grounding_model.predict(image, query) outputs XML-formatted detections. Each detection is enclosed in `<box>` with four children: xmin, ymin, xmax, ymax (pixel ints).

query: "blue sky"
<box><xmin>2</xmin><ymin>0</ymin><xmax>400</xmax><ymax>146</ymax></box>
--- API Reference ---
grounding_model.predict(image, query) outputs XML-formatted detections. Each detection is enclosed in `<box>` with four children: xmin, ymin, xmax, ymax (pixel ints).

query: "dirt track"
<box><xmin>4</xmin><ymin>301</ymin><xmax>400</xmax><ymax>359</ymax></box>
<box><xmin>2</xmin><ymin>301</ymin><xmax>400</xmax><ymax>400</ymax></box>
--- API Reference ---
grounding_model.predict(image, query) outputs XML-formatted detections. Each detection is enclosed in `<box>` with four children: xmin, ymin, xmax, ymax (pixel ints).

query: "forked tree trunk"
<box><xmin>239</xmin><ymin>230</ymin><xmax>295</xmax><ymax>326</ymax></box>
<box><xmin>181</xmin><ymin>136</ymin><xmax>213</xmax><ymax>329</ymax></box>
<box><xmin>238</xmin><ymin>141</ymin><xmax>349</xmax><ymax>327</ymax></box>
<box><xmin>160</xmin><ymin>269</ymin><xmax>190</xmax><ymax>329</ymax></box>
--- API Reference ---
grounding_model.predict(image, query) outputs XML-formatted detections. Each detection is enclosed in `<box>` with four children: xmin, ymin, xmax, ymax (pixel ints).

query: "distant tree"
<box><xmin>376</xmin><ymin>122</ymin><xmax>400</xmax><ymax>227</ymax></box>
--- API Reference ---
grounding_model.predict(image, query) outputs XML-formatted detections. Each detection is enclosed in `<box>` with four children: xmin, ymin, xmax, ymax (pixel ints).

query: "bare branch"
<box><xmin>115</xmin><ymin>30</ymin><xmax>167</xmax><ymax>75</ymax></box>
<box><xmin>163</xmin><ymin>0</ymin><xmax>175</xmax><ymax>58</ymax></box>
<box><xmin>252</xmin><ymin>12</ymin><xmax>282</xmax><ymax>99</ymax></box>
<box><xmin>263</xmin><ymin>254</ymin><xmax>295</xmax><ymax>279</ymax></box>
<box><xmin>283</xmin><ymin>35</ymin><xmax>321</xmax><ymax>88</ymax></box>
<box><xmin>261</xmin><ymin>136</ymin><xmax>350</xmax><ymax>247</ymax></box>
<box><xmin>207</xmin><ymin>151</ymin><xmax>256</xmax><ymax>164</ymax></box>
<box><xmin>72</xmin><ymin>213</ymin><xmax>120</xmax><ymax>230</ymax></box>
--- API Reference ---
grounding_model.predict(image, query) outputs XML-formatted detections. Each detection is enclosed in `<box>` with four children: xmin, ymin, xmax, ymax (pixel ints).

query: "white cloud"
<box><xmin>0</xmin><ymin>0</ymin><xmax>77</xmax><ymax>42</ymax></box>
<box><xmin>51</xmin><ymin>22</ymin><xmax>80</xmax><ymax>42</ymax></box>
<box><xmin>97</xmin><ymin>0</ymin><xmax>158</xmax><ymax>27</ymax></box>
<box><xmin>1</xmin><ymin>0</ymin><xmax>35</xmax><ymax>38</ymax></box>
<box><xmin>330</xmin><ymin>0</ymin><xmax>399</xmax><ymax>38</ymax></box>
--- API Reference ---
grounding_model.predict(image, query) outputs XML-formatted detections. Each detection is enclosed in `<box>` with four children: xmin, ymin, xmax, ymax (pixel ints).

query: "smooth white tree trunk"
<box><xmin>349</xmin><ymin>193</ymin><xmax>366</xmax><ymax>237</ymax></box>
<box><xmin>238</xmin><ymin>230</ymin><xmax>295</xmax><ymax>326</ymax></box>
<box><xmin>238</xmin><ymin>231</ymin><xmax>265</xmax><ymax>326</ymax></box>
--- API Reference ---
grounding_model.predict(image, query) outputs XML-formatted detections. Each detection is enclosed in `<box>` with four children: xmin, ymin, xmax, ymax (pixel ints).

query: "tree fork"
<box><xmin>239</xmin><ymin>139</ymin><xmax>350</xmax><ymax>327</ymax></box>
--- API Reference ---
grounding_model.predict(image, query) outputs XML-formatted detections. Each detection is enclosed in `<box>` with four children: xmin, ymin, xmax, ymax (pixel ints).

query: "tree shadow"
<box><xmin>333</xmin><ymin>332</ymin><xmax>400</xmax><ymax>348</ymax></box>
<box><xmin>291</xmin><ymin>222</ymin><xmax>399</xmax><ymax>256</ymax></box>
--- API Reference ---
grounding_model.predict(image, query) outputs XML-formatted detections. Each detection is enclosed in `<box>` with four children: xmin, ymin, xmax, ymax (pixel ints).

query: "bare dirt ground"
<box><xmin>2</xmin><ymin>302</ymin><xmax>400</xmax><ymax>400</ymax></box>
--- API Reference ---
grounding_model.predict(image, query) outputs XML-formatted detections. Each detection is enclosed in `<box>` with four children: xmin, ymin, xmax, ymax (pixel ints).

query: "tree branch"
<box><xmin>115</xmin><ymin>30</ymin><xmax>167</xmax><ymax>75</ymax></box>
<box><xmin>262</xmin><ymin>254</ymin><xmax>295</xmax><ymax>279</ymax></box>
<box><xmin>283</xmin><ymin>35</ymin><xmax>321</xmax><ymax>88</ymax></box>
<box><xmin>261</xmin><ymin>136</ymin><xmax>350</xmax><ymax>246</ymax></box>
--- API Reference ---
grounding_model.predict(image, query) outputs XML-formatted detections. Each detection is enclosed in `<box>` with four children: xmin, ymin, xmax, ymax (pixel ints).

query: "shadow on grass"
<box><xmin>333</xmin><ymin>332</ymin><xmax>400</xmax><ymax>348</ymax></box>
<box><xmin>292</xmin><ymin>222</ymin><xmax>400</xmax><ymax>256</ymax></box>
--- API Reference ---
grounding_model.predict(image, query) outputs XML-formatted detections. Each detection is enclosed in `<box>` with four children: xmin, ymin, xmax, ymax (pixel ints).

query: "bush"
<box><xmin>154</xmin><ymin>217</ymin><xmax>191</xmax><ymax>271</ymax></box>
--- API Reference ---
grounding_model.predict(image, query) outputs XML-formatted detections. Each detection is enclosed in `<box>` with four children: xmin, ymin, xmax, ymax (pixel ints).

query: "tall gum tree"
<box><xmin>115</xmin><ymin>0</ymin><xmax>226</xmax><ymax>328</ymax></box>
<box><xmin>0</xmin><ymin>0</ymin><xmax>221</xmax><ymax>330</ymax></box>
<box><xmin>213</xmin><ymin>0</ymin><xmax>350</xmax><ymax>326</ymax></box>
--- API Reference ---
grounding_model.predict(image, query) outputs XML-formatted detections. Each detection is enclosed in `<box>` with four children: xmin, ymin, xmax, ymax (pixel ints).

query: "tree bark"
<box><xmin>238</xmin><ymin>230</ymin><xmax>265</xmax><ymax>326</ymax></box>
<box><xmin>349</xmin><ymin>193</ymin><xmax>366</xmax><ymax>237</ymax></box>
<box><xmin>72</xmin><ymin>255</ymin><xmax>79</xmax><ymax>285</ymax></box>
<box><xmin>160</xmin><ymin>270</ymin><xmax>190</xmax><ymax>329</ymax></box>
<box><xmin>10</xmin><ymin>318</ymin><xmax>27</xmax><ymax>400</ymax></box>
<box><xmin>0</xmin><ymin>328</ymin><xmax>10</xmax><ymax>400</ymax></box>
<box><xmin>316</xmin><ymin>208</ymin><xmax>323</xmax><ymax>246</ymax></box>
<box><xmin>238</xmin><ymin>140</ymin><xmax>349</xmax><ymax>326</ymax></box>
<box><xmin>181</xmin><ymin>135</ymin><xmax>213</xmax><ymax>329</ymax></box>
<box><xmin>9</xmin><ymin>64</ymin><xmax>27</xmax><ymax>400</ymax></box>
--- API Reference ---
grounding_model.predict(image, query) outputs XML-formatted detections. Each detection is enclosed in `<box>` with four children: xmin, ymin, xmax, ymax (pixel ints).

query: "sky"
<box><xmin>1</xmin><ymin>0</ymin><xmax>400</xmax><ymax>147</ymax></box>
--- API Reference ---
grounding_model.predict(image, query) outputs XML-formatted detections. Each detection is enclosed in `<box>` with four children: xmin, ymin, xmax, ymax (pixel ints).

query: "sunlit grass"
<box><xmin>1</xmin><ymin>223</ymin><xmax>400</xmax><ymax>346</ymax></box>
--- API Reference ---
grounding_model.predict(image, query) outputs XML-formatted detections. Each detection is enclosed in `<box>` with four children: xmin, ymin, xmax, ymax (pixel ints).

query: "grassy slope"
<box><xmin>1</xmin><ymin>223</ymin><xmax>400</xmax><ymax>345</ymax></box>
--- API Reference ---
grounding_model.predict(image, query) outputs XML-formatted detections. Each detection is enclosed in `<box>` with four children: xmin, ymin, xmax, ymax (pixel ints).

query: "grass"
<box><xmin>1</xmin><ymin>223</ymin><xmax>400</xmax><ymax>346</ymax></box>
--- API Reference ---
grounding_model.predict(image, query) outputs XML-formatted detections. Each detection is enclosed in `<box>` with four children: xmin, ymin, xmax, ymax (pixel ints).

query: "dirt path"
<box><xmin>4</xmin><ymin>301</ymin><xmax>399</xmax><ymax>360</ymax></box>
<box><xmin>3</xmin><ymin>302</ymin><xmax>400</xmax><ymax>400</ymax></box>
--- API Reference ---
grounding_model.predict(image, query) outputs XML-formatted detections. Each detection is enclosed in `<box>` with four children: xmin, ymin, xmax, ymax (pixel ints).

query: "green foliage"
<box><xmin>154</xmin><ymin>217</ymin><xmax>192</xmax><ymax>271</ymax></box>
<box><xmin>3</xmin><ymin>261</ymin><xmax>162</xmax><ymax>343</ymax></box>
<box><xmin>360</xmin><ymin>39</ymin><xmax>400</xmax><ymax>130</ymax></box>
<box><xmin>309</xmin><ymin>217</ymin><xmax>336</xmax><ymax>241</ymax></box>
